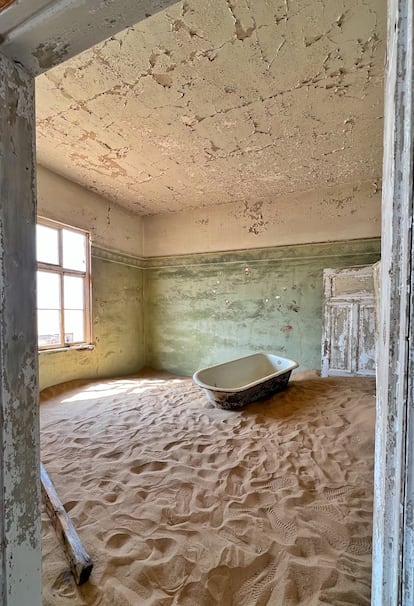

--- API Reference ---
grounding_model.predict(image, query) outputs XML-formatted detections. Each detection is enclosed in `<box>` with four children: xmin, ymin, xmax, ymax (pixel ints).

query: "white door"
<box><xmin>321</xmin><ymin>266</ymin><xmax>376</xmax><ymax>377</ymax></box>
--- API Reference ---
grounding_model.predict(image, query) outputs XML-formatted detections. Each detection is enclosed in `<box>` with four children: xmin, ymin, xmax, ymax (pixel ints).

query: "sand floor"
<box><xmin>40</xmin><ymin>370</ymin><xmax>375</xmax><ymax>606</ymax></box>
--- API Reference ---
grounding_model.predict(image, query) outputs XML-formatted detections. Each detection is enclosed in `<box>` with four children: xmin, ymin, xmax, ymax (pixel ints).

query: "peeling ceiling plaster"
<box><xmin>35</xmin><ymin>0</ymin><xmax>385</xmax><ymax>216</ymax></box>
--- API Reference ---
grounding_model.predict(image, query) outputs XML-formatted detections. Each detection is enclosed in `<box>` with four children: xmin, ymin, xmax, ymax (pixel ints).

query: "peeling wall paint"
<box><xmin>144</xmin><ymin>239</ymin><xmax>381</xmax><ymax>375</ymax></box>
<box><xmin>0</xmin><ymin>0</ymin><xmax>179</xmax><ymax>75</ymax></box>
<box><xmin>34</xmin><ymin>0</ymin><xmax>386</xmax><ymax>216</ymax></box>
<box><xmin>144</xmin><ymin>180</ymin><xmax>381</xmax><ymax>256</ymax></box>
<box><xmin>39</xmin><ymin>251</ymin><xmax>144</xmax><ymax>391</ymax></box>
<box><xmin>0</xmin><ymin>51</ymin><xmax>41</xmax><ymax>605</ymax></box>
<box><xmin>37</xmin><ymin>167</ymin><xmax>381</xmax><ymax>390</ymax></box>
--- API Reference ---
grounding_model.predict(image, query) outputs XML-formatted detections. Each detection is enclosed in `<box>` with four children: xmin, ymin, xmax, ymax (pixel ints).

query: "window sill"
<box><xmin>39</xmin><ymin>344</ymin><xmax>94</xmax><ymax>354</ymax></box>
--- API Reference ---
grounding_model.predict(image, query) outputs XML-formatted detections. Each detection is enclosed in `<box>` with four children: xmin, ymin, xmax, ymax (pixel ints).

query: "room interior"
<box><xmin>34</xmin><ymin>0</ymin><xmax>384</xmax><ymax>391</ymax></box>
<box><xmin>5</xmin><ymin>0</ymin><xmax>412</xmax><ymax>604</ymax></box>
<box><xmin>30</xmin><ymin>1</ymin><xmax>385</xmax><ymax>603</ymax></box>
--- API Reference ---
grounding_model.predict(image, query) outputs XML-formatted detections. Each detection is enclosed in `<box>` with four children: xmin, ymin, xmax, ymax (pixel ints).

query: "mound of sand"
<box><xmin>40</xmin><ymin>371</ymin><xmax>375</xmax><ymax>605</ymax></box>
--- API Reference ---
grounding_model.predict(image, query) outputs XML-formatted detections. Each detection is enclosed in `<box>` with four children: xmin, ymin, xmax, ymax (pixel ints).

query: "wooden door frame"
<box><xmin>372</xmin><ymin>0</ymin><xmax>414</xmax><ymax>603</ymax></box>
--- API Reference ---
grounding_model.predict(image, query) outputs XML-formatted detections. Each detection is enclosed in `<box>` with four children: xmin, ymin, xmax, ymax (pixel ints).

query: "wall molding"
<box><xmin>144</xmin><ymin>238</ymin><xmax>381</xmax><ymax>269</ymax></box>
<box><xmin>92</xmin><ymin>238</ymin><xmax>381</xmax><ymax>271</ymax></box>
<box><xmin>92</xmin><ymin>245</ymin><xmax>145</xmax><ymax>269</ymax></box>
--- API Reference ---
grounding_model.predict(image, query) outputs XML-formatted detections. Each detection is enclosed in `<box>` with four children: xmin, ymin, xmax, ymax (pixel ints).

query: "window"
<box><xmin>36</xmin><ymin>218</ymin><xmax>91</xmax><ymax>349</ymax></box>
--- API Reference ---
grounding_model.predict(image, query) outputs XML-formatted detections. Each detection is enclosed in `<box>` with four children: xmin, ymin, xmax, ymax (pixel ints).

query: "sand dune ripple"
<box><xmin>40</xmin><ymin>371</ymin><xmax>375</xmax><ymax>606</ymax></box>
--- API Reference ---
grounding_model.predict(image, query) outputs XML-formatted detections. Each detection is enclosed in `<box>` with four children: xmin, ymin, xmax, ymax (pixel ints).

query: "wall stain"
<box><xmin>33</xmin><ymin>40</ymin><xmax>70</xmax><ymax>70</ymax></box>
<box><xmin>145</xmin><ymin>240</ymin><xmax>380</xmax><ymax>375</ymax></box>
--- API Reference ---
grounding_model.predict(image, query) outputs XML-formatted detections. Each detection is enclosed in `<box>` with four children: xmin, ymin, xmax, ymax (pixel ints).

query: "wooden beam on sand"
<box><xmin>40</xmin><ymin>463</ymin><xmax>93</xmax><ymax>585</ymax></box>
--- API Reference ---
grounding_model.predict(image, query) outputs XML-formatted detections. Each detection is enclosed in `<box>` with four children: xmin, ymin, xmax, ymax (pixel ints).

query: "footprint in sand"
<box><xmin>309</xmin><ymin>501</ymin><xmax>343</xmax><ymax>518</ymax></box>
<box><xmin>346</xmin><ymin>535</ymin><xmax>372</xmax><ymax>556</ymax></box>
<box><xmin>103</xmin><ymin>531</ymin><xmax>152</xmax><ymax>566</ymax></box>
<box><xmin>105</xmin><ymin>532</ymin><xmax>132</xmax><ymax>552</ymax></box>
<box><xmin>173</xmin><ymin>486</ymin><xmax>194</xmax><ymax>516</ymax></box>
<box><xmin>323</xmin><ymin>485</ymin><xmax>354</xmax><ymax>501</ymax></box>
<box><xmin>266</xmin><ymin>507</ymin><xmax>298</xmax><ymax>544</ymax></box>
<box><xmin>302</xmin><ymin>511</ymin><xmax>350</xmax><ymax>551</ymax></box>
<box><xmin>244</xmin><ymin>564</ymin><xmax>278</xmax><ymax>604</ymax></box>
<box><xmin>269</xmin><ymin>476</ymin><xmax>298</xmax><ymax>491</ymax></box>
<box><xmin>232</xmin><ymin>555</ymin><xmax>276</xmax><ymax>605</ymax></box>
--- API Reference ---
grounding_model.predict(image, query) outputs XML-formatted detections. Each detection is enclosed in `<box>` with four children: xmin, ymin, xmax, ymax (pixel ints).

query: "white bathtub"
<box><xmin>193</xmin><ymin>353</ymin><xmax>299</xmax><ymax>410</ymax></box>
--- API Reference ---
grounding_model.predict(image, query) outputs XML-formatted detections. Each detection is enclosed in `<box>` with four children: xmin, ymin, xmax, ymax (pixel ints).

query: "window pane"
<box><xmin>62</xmin><ymin>229</ymin><xmax>86</xmax><ymax>271</ymax></box>
<box><xmin>37</xmin><ymin>271</ymin><xmax>61</xmax><ymax>309</ymax></box>
<box><xmin>64</xmin><ymin>275</ymin><xmax>84</xmax><ymax>309</ymax></box>
<box><xmin>37</xmin><ymin>310</ymin><xmax>61</xmax><ymax>347</ymax></box>
<box><xmin>64</xmin><ymin>310</ymin><xmax>84</xmax><ymax>343</ymax></box>
<box><xmin>36</xmin><ymin>225</ymin><xmax>59</xmax><ymax>265</ymax></box>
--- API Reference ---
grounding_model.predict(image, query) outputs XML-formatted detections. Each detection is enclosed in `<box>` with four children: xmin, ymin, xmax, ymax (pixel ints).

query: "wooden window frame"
<box><xmin>37</xmin><ymin>217</ymin><xmax>92</xmax><ymax>350</ymax></box>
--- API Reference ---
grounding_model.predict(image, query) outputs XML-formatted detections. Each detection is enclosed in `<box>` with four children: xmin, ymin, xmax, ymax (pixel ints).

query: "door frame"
<box><xmin>372</xmin><ymin>0</ymin><xmax>414</xmax><ymax>603</ymax></box>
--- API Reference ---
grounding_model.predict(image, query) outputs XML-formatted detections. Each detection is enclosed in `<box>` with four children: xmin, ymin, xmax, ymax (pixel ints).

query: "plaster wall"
<box><xmin>36</xmin><ymin>167</ymin><xmax>145</xmax><ymax>390</ymax></box>
<box><xmin>36</xmin><ymin>168</ymin><xmax>381</xmax><ymax>389</ymax></box>
<box><xmin>39</xmin><ymin>253</ymin><xmax>144</xmax><ymax>391</ymax></box>
<box><xmin>144</xmin><ymin>239</ymin><xmax>381</xmax><ymax>376</ymax></box>
<box><xmin>37</xmin><ymin>165</ymin><xmax>144</xmax><ymax>257</ymax></box>
<box><xmin>143</xmin><ymin>181</ymin><xmax>381</xmax><ymax>257</ymax></box>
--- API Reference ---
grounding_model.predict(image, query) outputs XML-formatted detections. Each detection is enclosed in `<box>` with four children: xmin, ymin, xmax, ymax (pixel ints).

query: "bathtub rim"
<box><xmin>193</xmin><ymin>352</ymin><xmax>299</xmax><ymax>394</ymax></box>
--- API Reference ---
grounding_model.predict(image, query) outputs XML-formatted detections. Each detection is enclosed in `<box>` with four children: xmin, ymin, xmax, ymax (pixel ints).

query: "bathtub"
<box><xmin>193</xmin><ymin>353</ymin><xmax>299</xmax><ymax>410</ymax></box>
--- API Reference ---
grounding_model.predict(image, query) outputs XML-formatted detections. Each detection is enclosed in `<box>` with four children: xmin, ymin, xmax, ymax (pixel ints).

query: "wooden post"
<box><xmin>372</xmin><ymin>0</ymin><xmax>414</xmax><ymax>603</ymax></box>
<box><xmin>0</xmin><ymin>51</ymin><xmax>41</xmax><ymax>606</ymax></box>
<box><xmin>40</xmin><ymin>464</ymin><xmax>93</xmax><ymax>585</ymax></box>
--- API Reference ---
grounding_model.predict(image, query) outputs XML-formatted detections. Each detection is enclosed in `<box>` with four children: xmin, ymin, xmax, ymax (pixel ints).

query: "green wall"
<box><xmin>144</xmin><ymin>239</ymin><xmax>380</xmax><ymax>375</ymax></box>
<box><xmin>39</xmin><ymin>238</ymin><xmax>380</xmax><ymax>389</ymax></box>
<box><xmin>39</xmin><ymin>248</ymin><xmax>144</xmax><ymax>390</ymax></box>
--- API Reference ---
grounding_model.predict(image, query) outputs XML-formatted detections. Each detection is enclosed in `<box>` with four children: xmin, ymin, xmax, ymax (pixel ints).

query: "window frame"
<box><xmin>37</xmin><ymin>216</ymin><xmax>92</xmax><ymax>350</ymax></box>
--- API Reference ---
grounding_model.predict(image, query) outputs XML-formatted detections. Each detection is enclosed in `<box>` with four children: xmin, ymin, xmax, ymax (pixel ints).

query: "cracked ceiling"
<box><xmin>35</xmin><ymin>0</ymin><xmax>385</xmax><ymax>216</ymax></box>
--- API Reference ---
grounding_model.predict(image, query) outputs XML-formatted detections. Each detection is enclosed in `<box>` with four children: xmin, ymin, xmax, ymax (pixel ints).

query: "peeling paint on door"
<box><xmin>321</xmin><ymin>265</ymin><xmax>377</xmax><ymax>377</ymax></box>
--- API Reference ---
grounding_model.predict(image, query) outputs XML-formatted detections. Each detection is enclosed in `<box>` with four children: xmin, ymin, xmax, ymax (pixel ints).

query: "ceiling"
<box><xmin>35</xmin><ymin>0</ymin><xmax>386</xmax><ymax>216</ymax></box>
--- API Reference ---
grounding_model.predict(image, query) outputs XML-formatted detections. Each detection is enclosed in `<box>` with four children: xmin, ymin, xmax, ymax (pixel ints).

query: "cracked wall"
<box><xmin>143</xmin><ymin>179</ymin><xmax>381</xmax><ymax>256</ymax></box>
<box><xmin>35</xmin><ymin>0</ymin><xmax>385</xmax><ymax>216</ymax></box>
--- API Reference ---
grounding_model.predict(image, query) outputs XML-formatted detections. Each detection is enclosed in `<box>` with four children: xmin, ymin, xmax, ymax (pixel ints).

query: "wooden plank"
<box><xmin>40</xmin><ymin>464</ymin><xmax>93</xmax><ymax>585</ymax></box>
